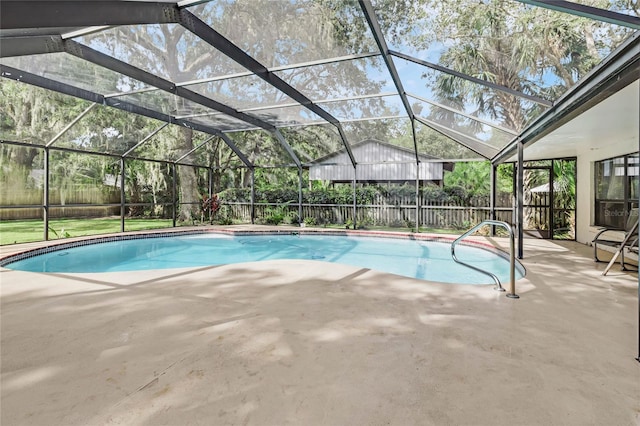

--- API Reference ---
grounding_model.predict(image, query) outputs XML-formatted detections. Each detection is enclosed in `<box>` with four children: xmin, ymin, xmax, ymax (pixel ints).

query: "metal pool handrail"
<box><xmin>450</xmin><ymin>220</ymin><xmax>519</xmax><ymax>299</ymax></box>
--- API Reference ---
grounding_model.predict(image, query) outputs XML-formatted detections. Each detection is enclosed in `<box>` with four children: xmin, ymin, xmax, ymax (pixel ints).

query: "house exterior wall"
<box><xmin>576</xmin><ymin>135</ymin><xmax>638</xmax><ymax>245</ymax></box>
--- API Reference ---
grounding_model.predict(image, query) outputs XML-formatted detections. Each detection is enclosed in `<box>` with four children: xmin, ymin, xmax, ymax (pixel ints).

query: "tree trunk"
<box><xmin>177</xmin><ymin>127</ymin><xmax>200</xmax><ymax>223</ymax></box>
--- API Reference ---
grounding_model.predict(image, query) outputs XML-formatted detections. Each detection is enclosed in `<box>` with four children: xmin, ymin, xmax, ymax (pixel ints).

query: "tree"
<box><xmin>79</xmin><ymin>23</ymin><xmax>225</xmax><ymax>222</ymax></box>
<box><xmin>0</xmin><ymin>80</ymin><xmax>88</xmax><ymax>170</ymax></box>
<box><xmin>407</xmin><ymin>0</ymin><xmax>636</xmax><ymax>132</ymax></box>
<box><xmin>444</xmin><ymin>161</ymin><xmax>491</xmax><ymax>198</ymax></box>
<box><xmin>390</xmin><ymin>119</ymin><xmax>486</xmax><ymax>160</ymax></box>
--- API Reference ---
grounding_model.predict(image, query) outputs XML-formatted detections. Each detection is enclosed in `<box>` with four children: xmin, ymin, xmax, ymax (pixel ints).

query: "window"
<box><xmin>594</xmin><ymin>153</ymin><xmax>639</xmax><ymax>228</ymax></box>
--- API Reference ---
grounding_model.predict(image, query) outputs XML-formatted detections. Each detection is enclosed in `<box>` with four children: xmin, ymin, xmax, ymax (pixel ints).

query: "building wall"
<box><xmin>310</xmin><ymin>162</ymin><xmax>443</xmax><ymax>182</ymax></box>
<box><xmin>576</xmin><ymin>136</ymin><xmax>638</xmax><ymax>245</ymax></box>
<box><xmin>531</xmin><ymin>80</ymin><xmax>640</xmax><ymax>246</ymax></box>
<box><xmin>310</xmin><ymin>141</ymin><xmax>444</xmax><ymax>182</ymax></box>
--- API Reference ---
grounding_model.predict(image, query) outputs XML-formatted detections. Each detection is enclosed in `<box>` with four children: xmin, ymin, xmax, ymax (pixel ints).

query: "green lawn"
<box><xmin>0</xmin><ymin>218</ymin><xmax>173</xmax><ymax>245</ymax></box>
<box><xmin>1</xmin><ymin>218</ymin><xmax>463</xmax><ymax>246</ymax></box>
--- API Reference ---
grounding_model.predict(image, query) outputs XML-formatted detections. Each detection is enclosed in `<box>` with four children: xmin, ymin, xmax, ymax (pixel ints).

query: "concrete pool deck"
<box><xmin>1</xmin><ymin>226</ymin><xmax>639</xmax><ymax>425</ymax></box>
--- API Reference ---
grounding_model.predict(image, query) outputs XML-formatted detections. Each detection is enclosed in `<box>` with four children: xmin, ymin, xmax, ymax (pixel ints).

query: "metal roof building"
<box><xmin>310</xmin><ymin>139</ymin><xmax>453</xmax><ymax>184</ymax></box>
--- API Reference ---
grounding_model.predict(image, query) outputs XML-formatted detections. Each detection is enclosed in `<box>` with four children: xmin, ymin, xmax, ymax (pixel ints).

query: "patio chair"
<box><xmin>601</xmin><ymin>222</ymin><xmax>638</xmax><ymax>276</ymax></box>
<box><xmin>593</xmin><ymin>207</ymin><xmax>638</xmax><ymax>264</ymax></box>
<box><xmin>619</xmin><ymin>237</ymin><xmax>639</xmax><ymax>271</ymax></box>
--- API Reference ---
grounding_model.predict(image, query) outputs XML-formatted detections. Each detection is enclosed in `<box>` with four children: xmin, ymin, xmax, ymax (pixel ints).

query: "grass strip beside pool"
<box><xmin>0</xmin><ymin>218</ymin><xmax>173</xmax><ymax>245</ymax></box>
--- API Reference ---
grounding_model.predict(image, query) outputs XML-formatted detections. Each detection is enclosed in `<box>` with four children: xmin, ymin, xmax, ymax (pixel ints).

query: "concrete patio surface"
<box><xmin>1</xmin><ymin>227</ymin><xmax>639</xmax><ymax>425</ymax></box>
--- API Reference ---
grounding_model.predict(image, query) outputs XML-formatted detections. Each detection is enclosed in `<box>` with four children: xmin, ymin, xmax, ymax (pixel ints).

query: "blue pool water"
<box><xmin>3</xmin><ymin>234</ymin><xmax>524</xmax><ymax>284</ymax></box>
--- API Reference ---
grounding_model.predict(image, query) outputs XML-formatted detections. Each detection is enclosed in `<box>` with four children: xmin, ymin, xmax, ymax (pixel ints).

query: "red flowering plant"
<box><xmin>201</xmin><ymin>193</ymin><xmax>221</xmax><ymax>224</ymax></box>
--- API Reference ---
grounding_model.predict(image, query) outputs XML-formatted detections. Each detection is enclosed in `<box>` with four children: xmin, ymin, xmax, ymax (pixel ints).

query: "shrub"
<box><xmin>262</xmin><ymin>203</ymin><xmax>292</xmax><ymax>225</ymax></box>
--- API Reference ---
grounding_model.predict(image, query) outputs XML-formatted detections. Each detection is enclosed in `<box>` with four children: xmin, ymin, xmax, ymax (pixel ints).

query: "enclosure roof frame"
<box><xmin>515</xmin><ymin>0</ymin><xmax>640</xmax><ymax>29</ymax></box>
<box><xmin>0</xmin><ymin>0</ymin><xmax>638</xmax><ymax>167</ymax></box>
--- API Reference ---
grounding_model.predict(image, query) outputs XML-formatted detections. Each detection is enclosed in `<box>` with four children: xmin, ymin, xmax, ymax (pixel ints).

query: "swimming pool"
<box><xmin>1</xmin><ymin>232</ymin><xmax>524</xmax><ymax>285</ymax></box>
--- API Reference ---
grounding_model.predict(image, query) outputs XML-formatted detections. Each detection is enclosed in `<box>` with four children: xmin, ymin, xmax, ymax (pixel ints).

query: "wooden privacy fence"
<box><xmin>1</xmin><ymin>205</ymin><xmax>121</xmax><ymax>220</ymax></box>
<box><xmin>0</xmin><ymin>188</ymin><xmax>121</xmax><ymax>220</ymax></box>
<box><xmin>224</xmin><ymin>201</ymin><xmax>515</xmax><ymax>229</ymax></box>
<box><xmin>3</xmin><ymin>192</ymin><xmax>518</xmax><ymax>231</ymax></box>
